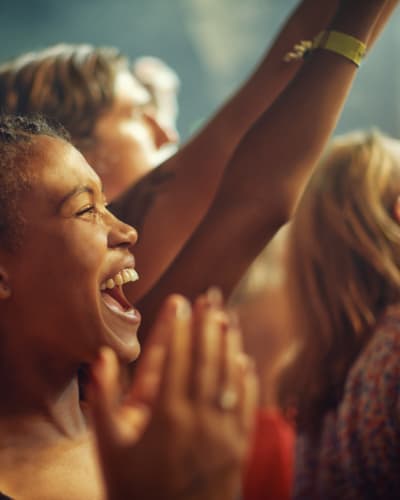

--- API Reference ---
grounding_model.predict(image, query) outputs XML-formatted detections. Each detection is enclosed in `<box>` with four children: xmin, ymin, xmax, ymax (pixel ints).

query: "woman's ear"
<box><xmin>0</xmin><ymin>266</ymin><xmax>11</xmax><ymax>299</ymax></box>
<box><xmin>393</xmin><ymin>196</ymin><xmax>400</xmax><ymax>224</ymax></box>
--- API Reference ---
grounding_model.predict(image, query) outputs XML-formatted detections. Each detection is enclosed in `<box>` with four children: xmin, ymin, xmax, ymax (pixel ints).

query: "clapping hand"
<box><xmin>88</xmin><ymin>290</ymin><xmax>259</xmax><ymax>500</ymax></box>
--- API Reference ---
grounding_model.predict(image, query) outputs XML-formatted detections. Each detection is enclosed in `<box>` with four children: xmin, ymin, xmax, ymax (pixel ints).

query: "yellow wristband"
<box><xmin>314</xmin><ymin>30</ymin><xmax>366</xmax><ymax>67</ymax></box>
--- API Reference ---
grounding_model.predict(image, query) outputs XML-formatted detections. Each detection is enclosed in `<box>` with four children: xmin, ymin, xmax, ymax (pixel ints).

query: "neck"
<box><xmin>0</xmin><ymin>344</ymin><xmax>88</xmax><ymax>448</ymax></box>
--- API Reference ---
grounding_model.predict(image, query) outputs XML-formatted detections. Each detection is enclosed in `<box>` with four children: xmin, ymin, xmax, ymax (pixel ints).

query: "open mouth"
<box><xmin>100</xmin><ymin>268</ymin><xmax>139</xmax><ymax>313</ymax></box>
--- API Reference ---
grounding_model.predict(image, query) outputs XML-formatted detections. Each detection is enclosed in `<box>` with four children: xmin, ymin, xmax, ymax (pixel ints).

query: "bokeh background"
<box><xmin>1</xmin><ymin>0</ymin><xmax>400</xmax><ymax>141</ymax></box>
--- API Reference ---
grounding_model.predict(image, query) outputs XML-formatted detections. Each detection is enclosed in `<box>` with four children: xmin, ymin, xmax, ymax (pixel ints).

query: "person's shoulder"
<box><xmin>345</xmin><ymin>304</ymin><xmax>400</xmax><ymax>403</ymax></box>
<box><xmin>358</xmin><ymin>304</ymin><xmax>400</xmax><ymax>363</ymax></box>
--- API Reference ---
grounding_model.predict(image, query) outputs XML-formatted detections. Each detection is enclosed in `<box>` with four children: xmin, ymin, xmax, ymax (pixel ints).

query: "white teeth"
<box><xmin>128</xmin><ymin>269</ymin><xmax>139</xmax><ymax>282</ymax></box>
<box><xmin>100</xmin><ymin>268</ymin><xmax>139</xmax><ymax>291</ymax></box>
<box><xmin>122</xmin><ymin>269</ymin><xmax>131</xmax><ymax>282</ymax></box>
<box><xmin>106</xmin><ymin>278</ymin><xmax>115</xmax><ymax>290</ymax></box>
<box><xmin>114</xmin><ymin>273</ymin><xmax>123</xmax><ymax>286</ymax></box>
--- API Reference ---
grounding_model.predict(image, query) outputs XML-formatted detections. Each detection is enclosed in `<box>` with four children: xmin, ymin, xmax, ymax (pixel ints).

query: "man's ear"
<box><xmin>393</xmin><ymin>196</ymin><xmax>400</xmax><ymax>224</ymax></box>
<box><xmin>0</xmin><ymin>266</ymin><xmax>11</xmax><ymax>299</ymax></box>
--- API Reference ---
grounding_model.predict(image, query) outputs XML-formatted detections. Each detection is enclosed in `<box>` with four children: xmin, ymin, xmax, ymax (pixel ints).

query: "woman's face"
<box><xmin>6</xmin><ymin>135</ymin><xmax>141</xmax><ymax>364</ymax></box>
<box><xmin>87</xmin><ymin>70</ymin><xmax>178</xmax><ymax>201</ymax></box>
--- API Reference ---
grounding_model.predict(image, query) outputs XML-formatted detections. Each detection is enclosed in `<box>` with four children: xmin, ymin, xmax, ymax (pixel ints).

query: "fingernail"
<box><xmin>206</xmin><ymin>286</ymin><xmax>223</xmax><ymax>307</ymax></box>
<box><xmin>236</xmin><ymin>353</ymin><xmax>255</xmax><ymax>374</ymax></box>
<box><xmin>174</xmin><ymin>296</ymin><xmax>191</xmax><ymax>320</ymax></box>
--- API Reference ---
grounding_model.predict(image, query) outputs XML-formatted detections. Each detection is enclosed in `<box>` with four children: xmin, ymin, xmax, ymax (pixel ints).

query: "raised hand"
<box><xmin>88</xmin><ymin>291</ymin><xmax>259</xmax><ymax>500</ymax></box>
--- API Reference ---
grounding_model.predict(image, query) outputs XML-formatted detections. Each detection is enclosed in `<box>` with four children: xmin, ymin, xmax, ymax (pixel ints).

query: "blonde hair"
<box><xmin>278</xmin><ymin>131</ymin><xmax>400</xmax><ymax>436</ymax></box>
<box><xmin>0</xmin><ymin>44</ymin><xmax>127</xmax><ymax>141</ymax></box>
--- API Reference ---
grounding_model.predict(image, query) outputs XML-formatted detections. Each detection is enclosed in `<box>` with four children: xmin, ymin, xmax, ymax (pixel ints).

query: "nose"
<box><xmin>144</xmin><ymin>112</ymin><xmax>179</xmax><ymax>150</ymax></box>
<box><xmin>106</xmin><ymin>211</ymin><xmax>138</xmax><ymax>250</ymax></box>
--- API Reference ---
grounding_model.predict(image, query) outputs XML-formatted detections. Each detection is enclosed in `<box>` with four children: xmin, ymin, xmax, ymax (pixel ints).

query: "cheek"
<box><xmin>99</xmin><ymin>128</ymin><xmax>155</xmax><ymax>191</ymax></box>
<box><xmin>111</xmin><ymin>121</ymin><xmax>155</xmax><ymax>159</ymax></box>
<box><xmin>20</xmin><ymin>225</ymin><xmax>107</xmax><ymax>298</ymax></box>
<box><xmin>63</xmin><ymin>226</ymin><xmax>107</xmax><ymax>273</ymax></box>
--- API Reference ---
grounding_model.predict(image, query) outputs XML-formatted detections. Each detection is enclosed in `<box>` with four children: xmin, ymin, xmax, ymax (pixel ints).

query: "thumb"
<box><xmin>128</xmin><ymin>343</ymin><xmax>166</xmax><ymax>407</ymax></box>
<box><xmin>128</xmin><ymin>295</ymin><xmax>185</xmax><ymax>405</ymax></box>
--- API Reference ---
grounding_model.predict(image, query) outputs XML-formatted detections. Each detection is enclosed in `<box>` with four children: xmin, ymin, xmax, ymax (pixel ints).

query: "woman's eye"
<box><xmin>76</xmin><ymin>205</ymin><xmax>96</xmax><ymax>217</ymax></box>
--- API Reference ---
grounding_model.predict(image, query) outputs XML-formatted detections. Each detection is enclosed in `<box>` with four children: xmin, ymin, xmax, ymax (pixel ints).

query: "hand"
<box><xmin>88</xmin><ymin>291</ymin><xmax>259</xmax><ymax>500</ymax></box>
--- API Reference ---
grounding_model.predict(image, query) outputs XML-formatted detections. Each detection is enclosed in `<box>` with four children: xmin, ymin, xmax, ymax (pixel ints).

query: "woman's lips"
<box><xmin>101</xmin><ymin>290</ymin><xmax>141</xmax><ymax>324</ymax></box>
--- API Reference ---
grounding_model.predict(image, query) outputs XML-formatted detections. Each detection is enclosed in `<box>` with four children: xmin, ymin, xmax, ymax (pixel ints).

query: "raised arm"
<box><xmin>135</xmin><ymin>0</ymin><xmax>396</xmax><ymax>338</ymax></box>
<box><xmin>111</xmin><ymin>0</ymin><xmax>342</xmax><ymax>301</ymax></box>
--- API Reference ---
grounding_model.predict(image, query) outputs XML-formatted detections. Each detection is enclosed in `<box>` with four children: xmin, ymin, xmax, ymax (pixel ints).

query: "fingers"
<box><xmin>190</xmin><ymin>288</ymin><xmax>255</xmax><ymax>426</ymax></box>
<box><xmin>128</xmin><ymin>344</ymin><xmax>166</xmax><ymax>407</ymax></box>
<box><xmin>191</xmin><ymin>288</ymin><xmax>228</xmax><ymax>403</ymax></box>
<box><xmin>88</xmin><ymin>346</ymin><xmax>152</xmax><ymax>461</ymax></box>
<box><xmin>130</xmin><ymin>293</ymin><xmax>189</xmax><ymax>406</ymax></box>
<box><xmin>87</xmin><ymin>347</ymin><xmax>122</xmax><ymax>449</ymax></box>
<box><xmin>157</xmin><ymin>294</ymin><xmax>193</xmax><ymax>404</ymax></box>
<box><xmin>217</xmin><ymin>313</ymin><xmax>242</xmax><ymax>404</ymax></box>
<box><xmin>237</xmin><ymin>356</ymin><xmax>259</xmax><ymax>433</ymax></box>
<box><xmin>138</xmin><ymin>289</ymin><xmax>258</xmax><ymax>436</ymax></box>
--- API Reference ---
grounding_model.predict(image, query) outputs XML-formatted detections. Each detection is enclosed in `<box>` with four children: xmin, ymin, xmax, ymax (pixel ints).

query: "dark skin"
<box><xmin>88</xmin><ymin>293</ymin><xmax>259</xmax><ymax>500</ymax></box>
<box><xmin>110</xmin><ymin>0</ymin><xmax>397</xmax><ymax>316</ymax></box>
<box><xmin>0</xmin><ymin>137</ymin><xmax>257</xmax><ymax>500</ymax></box>
<box><xmin>132</xmin><ymin>0</ymin><xmax>398</xmax><ymax>342</ymax></box>
<box><xmin>91</xmin><ymin>1</ymin><xmax>399</xmax><ymax>488</ymax></box>
<box><xmin>110</xmin><ymin>0</ymin><xmax>343</xmax><ymax>302</ymax></box>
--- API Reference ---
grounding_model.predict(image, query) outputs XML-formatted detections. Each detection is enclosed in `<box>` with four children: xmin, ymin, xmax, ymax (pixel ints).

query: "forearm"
<box><xmin>145</xmin><ymin>0</ymin><xmax>343</xmax><ymax>212</ymax></box>
<box><xmin>113</xmin><ymin>0</ymin><xmax>340</xmax><ymax>303</ymax></box>
<box><xmin>215</xmin><ymin>0</ymin><xmax>392</xmax><ymax>220</ymax></box>
<box><xmin>136</xmin><ymin>0</ymin><xmax>393</xmax><ymax>338</ymax></box>
<box><xmin>209</xmin><ymin>0</ymin><xmax>340</xmax><ymax>141</ymax></box>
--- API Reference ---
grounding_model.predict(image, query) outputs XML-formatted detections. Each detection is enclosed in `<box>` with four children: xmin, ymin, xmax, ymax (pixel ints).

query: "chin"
<box><xmin>100</xmin><ymin>322</ymin><xmax>142</xmax><ymax>364</ymax></box>
<box><xmin>116</xmin><ymin>336</ymin><xmax>141</xmax><ymax>364</ymax></box>
<box><xmin>99</xmin><ymin>293</ymin><xmax>142</xmax><ymax>363</ymax></box>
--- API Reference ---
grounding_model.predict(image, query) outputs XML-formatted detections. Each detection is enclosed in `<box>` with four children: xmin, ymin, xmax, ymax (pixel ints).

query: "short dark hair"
<box><xmin>0</xmin><ymin>114</ymin><xmax>69</xmax><ymax>251</ymax></box>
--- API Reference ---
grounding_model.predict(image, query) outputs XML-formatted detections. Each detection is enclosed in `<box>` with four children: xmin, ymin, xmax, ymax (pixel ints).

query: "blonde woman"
<box><xmin>279</xmin><ymin>131</ymin><xmax>400</xmax><ymax>498</ymax></box>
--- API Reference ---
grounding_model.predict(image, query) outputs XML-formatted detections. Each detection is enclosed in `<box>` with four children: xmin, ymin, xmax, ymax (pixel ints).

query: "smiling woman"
<box><xmin>0</xmin><ymin>114</ymin><xmax>258</xmax><ymax>500</ymax></box>
<box><xmin>3</xmin><ymin>119</ymin><xmax>141</xmax><ymax>364</ymax></box>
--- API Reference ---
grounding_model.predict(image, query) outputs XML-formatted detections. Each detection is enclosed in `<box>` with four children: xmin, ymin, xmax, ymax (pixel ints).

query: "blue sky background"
<box><xmin>1</xmin><ymin>0</ymin><xmax>400</xmax><ymax>141</ymax></box>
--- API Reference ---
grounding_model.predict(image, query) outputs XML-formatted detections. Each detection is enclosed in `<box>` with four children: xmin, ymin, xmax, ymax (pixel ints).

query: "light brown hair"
<box><xmin>0</xmin><ymin>44</ymin><xmax>127</xmax><ymax>142</ymax></box>
<box><xmin>278</xmin><ymin>131</ymin><xmax>400</xmax><ymax>436</ymax></box>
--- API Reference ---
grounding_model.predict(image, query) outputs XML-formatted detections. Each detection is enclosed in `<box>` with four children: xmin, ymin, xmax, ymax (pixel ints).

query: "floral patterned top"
<box><xmin>293</xmin><ymin>305</ymin><xmax>400</xmax><ymax>499</ymax></box>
